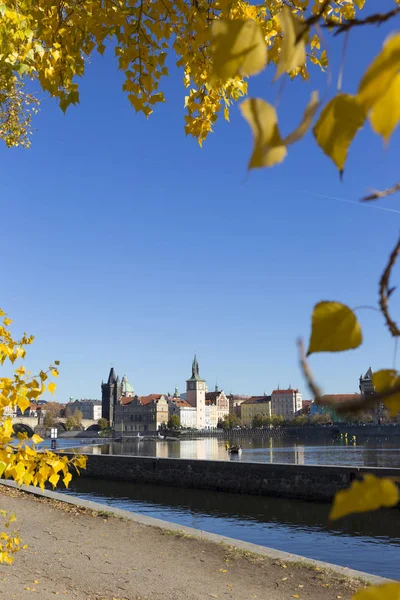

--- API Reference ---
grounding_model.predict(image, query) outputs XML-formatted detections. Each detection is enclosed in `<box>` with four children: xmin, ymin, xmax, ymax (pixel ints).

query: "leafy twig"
<box><xmin>379</xmin><ymin>236</ymin><xmax>400</xmax><ymax>337</ymax></box>
<box><xmin>362</xmin><ymin>181</ymin><xmax>400</xmax><ymax>202</ymax></box>
<box><xmin>298</xmin><ymin>338</ymin><xmax>400</xmax><ymax>415</ymax></box>
<box><xmin>324</xmin><ymin>6</ymin><xmax>400</xmax><ymax>36</ymax></box>
<box><xmin>295</xmin><ymin>0</ymin><xmax>331</xmax><ymax>43</ymax></box>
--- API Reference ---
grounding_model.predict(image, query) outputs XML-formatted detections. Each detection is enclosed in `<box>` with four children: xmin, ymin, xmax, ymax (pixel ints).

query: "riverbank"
<box><xmin>0</xmin><ymin>484</ymin><xmax>378</xmax><ymax>600</ymax></box>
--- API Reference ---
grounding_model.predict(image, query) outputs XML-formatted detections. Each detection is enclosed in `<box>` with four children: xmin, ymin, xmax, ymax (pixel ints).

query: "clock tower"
<box><xmin>186</xmin><ymin>354</ymin><xmax>206</xmax><ymax>429</ymax></box>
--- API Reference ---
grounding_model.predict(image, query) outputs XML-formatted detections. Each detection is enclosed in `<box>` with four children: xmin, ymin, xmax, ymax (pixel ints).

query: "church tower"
<box><xmin>101</xmin><ymin>367</ymin><xmax>122</xmax><ymax>426</ymax></box>
<box><xmin>186</xmin><ymin>354</ymin><xmax>206</xmax><ymax>429</ymax></box>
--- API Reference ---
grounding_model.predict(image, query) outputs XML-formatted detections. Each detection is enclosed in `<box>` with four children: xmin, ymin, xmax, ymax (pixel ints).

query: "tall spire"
<box><xmin>192</xmin><ymin>353</ymin><xmax>199</xmax><ymax>379</ymax></box>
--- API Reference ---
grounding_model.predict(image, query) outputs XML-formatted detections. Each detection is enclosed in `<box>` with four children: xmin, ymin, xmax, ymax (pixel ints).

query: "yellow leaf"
<box><xmin>210</xmin><ymin>19</ymin><xmax>267</xmax><ymax>83</ymax></box>
<box><xmin>283</xmin><ymin>91</ymin><xmax>319</xmax><ymax>145</ymax></box>
<box><xmin>369</xmin><ymin>73</ymin><xmax>400</xmax><ymax>143</ymax></box>
<box><xmin>329</xmin><ymin>474</ymin><xmax>399</xmax><ymax>521</ymax></box>
<box><xmin>33</xmin><ymin>580</ymin><xmax>39</xmax><ymax>584</ymax></box>
<box><xmin>49</xmin><ymin>473</ymin><xmax>60</xmax><ymax>488</ymax></box>
<box><xmin>31</xmin><ymin>434</ymin><xmax>43</xmax><ymax>444</ymax></box>
<box><xmin>63</xmin><ymin>472</ymin><xmax>72</xmax><ymax>488</ymax></box>
<box><xmin>48</xmin><ymin>382</ymin><xmax>56</xmax><ymax>395</ymax></box>
<box><xmin>372</xmin><ymin>369</ymin><xmax>400</xmax><ymax>417</ymax></box>
<box><xmin>240</xmin><ymin>98</ymin><xmax>287</xmax><ymax>170</ymax></box>
<box><xmin>358</xmin><ymin>34</ymin><xmax>400</xmax><ymax>112</ymax></box>
<box><xmin>17</xmin><ymin>395</ymin><xmax>30</xmax><ymax>414</ymax></box>
<box><xmin>354</xmin><ymin>0</ymin><xmax>365</xmax><ymax>8</ymax></box>
<box><xmin>276</xmin><ymin>6</ymin><xmax>306</xmax><ymax>79</ymax></box>
<box><xmin>352</xmin><ymin>583</ymin><xmax>400</xmax><ymax>600</ymax></box>
<box><xmin>307</xmin><ymin>301</ymin><xmax>362</xmax><ymax>355</ymax></box>
<box><xmin>313</xmin><ymin>94</ymin><xmax>365</xmax><ymax>174</ymax></box>
<box><xmin>293</xmin><ymin>596</ymin><xmax>300</xmax><ymax>599</ymax></box>
<box><xmin>8</xmin><ymin>514</ymin><xmax>16</xmax><ymax>523</ymax></box>
<box><xmin>51</xmin><ymin>370</ymin><xmax>59</xmax><ymax>377</ymax></box>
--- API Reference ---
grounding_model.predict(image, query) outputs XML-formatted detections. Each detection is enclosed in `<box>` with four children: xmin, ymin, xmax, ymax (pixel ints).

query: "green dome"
<box><xmin>121</xmin><ymin>375</ymin><xmax>134</xmax><ymax>395</ymax></box>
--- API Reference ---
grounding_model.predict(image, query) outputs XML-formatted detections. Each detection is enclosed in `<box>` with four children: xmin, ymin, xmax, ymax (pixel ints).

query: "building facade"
<box><xmin>186</xmin><ymin>355</ymin><xmax>206</xmax><ymax>429</ymax></box>
<box><xmin>205</xmin><ymin>387</ymin><xmax>229</xmax><ymax>427</ymax></box>
<box><xmin>241</xmin><ymin>396</ymin><xmax>272</xmax><ymax>426</ymax></box>
<box><xmin>271</xmin><ymin>388</ymin><xmax>302</xmax><ymax>419</ymax></box>
<box><xmin>66</xmin><ymin>399</ymin><xmax>102</xmax><ymax>420</ymax></box>
<box><xmin>115</xmin><ymin>394</ymin><xmax>169</xmax><ymax>433</ymax></box>
<box><xmin>168</xmin><ymin>395</ymin><xmax>197</xmax><ymax>429</ymax></box>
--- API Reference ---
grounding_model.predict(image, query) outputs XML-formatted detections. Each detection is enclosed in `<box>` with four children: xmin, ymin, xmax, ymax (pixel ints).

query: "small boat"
<box><xmin>227</xmin><ymin>444</ymin><xmax>242</xmax><ymax>455</ymax></box>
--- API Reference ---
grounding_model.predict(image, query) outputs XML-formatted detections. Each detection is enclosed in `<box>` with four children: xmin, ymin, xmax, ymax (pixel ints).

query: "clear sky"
<box><xmin>2</xmin><ymin>1</ymin><xmax>400</xmax><ymax>402</ymax></box>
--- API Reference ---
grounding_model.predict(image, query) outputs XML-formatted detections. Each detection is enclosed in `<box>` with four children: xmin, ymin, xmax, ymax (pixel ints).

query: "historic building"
<box><xmin>271</xmin><ymin>388</ymin><xmax>302</xmax><ymax>419</ymax></box>
<box><xmin>101</xmin><ymin>368</ymin><xmax>122</xmax><ymax>426</ymax></box>
<box><xmin>186</xmin><ymin>355</ymin><xmax>206</xmax><ymax>429</ymax></box>
<box><xmin>241</xmin><ymin>396</ymin><xmax>272</xmax><ymax>426</ymax></box>
<box><xmin>228</xmin><ymin>394</ymin><xmax>251</xmax><ymax>419</ymax></box>
<box><xmin>115</xmin><ymin>393</ymin><xmax>169</xmax><ymax>433</ymax></box>
<box><xmin>205</xmin><ymin>386</ymin><xmax>229</xmax><ymax>427</ymax></box>
<box><xmin>168</xmin><ymin>388</ymin><xmax>197</xmax><ymax>429</ymax></box>
<box><xmin>66</xmin><ymin>399</ymin><xmax>102</xmax><ymax>420</ymax></box>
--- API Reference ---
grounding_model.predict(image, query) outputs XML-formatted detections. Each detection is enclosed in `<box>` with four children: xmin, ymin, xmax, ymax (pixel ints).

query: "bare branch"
<box><xmin>324</xmin><ymin>6</ymin><xmax>400</xmax><ymax>36</ymax></box>
<box><xmin>298</xmin><ymin>338</ymin><xmax>323</xmax><ymax>402</ymax></box>
<box><xmin>379</xmin><ymin>236</ymin><xmax>400</xmax><ymax>337</ymax></box>
<box><xmin>362</xmin><ymin>182</ymin><xmax>400</xmax><ymax>202</ymax></box>
<box><xmin>298</xmin><ymin>337</ymin><xmax>400</xmax><ymax>416</ymax></box>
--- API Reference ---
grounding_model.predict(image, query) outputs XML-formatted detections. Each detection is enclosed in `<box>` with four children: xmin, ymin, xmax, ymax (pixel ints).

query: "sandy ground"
<box><xmin>0</xmin><ymin>485</ymin><xmax>367</xmax><ymax>600</ymax></box>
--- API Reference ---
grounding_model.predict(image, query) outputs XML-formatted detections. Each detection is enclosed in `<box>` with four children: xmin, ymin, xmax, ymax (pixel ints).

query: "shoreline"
<box><xmin>0</xmin><ymin>479</ymin><xmax>391</xmax><ymax>587</ymax></box>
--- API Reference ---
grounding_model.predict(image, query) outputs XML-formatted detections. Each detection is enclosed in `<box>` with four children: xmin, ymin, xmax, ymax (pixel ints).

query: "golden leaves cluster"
<box><xmin>0</xmin><ymin>0</ymin><xmax>333</xmax><ymax>148</ymax></box>
<box><xmin>0</xmin><ymin>308</ymin><xmax>87</xmax><ymax>565</ymax></box>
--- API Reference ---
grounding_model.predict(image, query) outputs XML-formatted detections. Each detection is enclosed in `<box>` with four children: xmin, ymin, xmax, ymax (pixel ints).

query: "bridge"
<box><xmin>11</xmin><ymin>416</ymin><xmax>97</xmax><ymax>436</ymax></box>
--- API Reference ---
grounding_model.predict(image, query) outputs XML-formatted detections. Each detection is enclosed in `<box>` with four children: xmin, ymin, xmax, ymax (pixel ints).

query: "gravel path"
<box><xmin>0</xmin><ymin>485</ymin><xmax>366</xmax><ymax>600</ymax></box>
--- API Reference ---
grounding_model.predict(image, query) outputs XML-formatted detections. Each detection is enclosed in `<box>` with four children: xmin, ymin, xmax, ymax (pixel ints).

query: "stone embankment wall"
<box><xmin>62</xmin><ymin>453</ymin><xmax>400</xmax><ymax>502</ymax></box>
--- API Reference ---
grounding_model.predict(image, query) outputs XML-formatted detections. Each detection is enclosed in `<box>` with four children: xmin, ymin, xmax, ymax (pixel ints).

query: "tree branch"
<box><xmin>298</xmin><ymin>338</ymin><xmax>400</xmax><ymax>415</ymax></box>
<box><xmin>362</xmin><ymin>181</ymin><xmax>400</xmax><ymax>202</ymax></box>
<box><xmin>379</xmin><ymin>236</ymin><xmax>400</xmax><ymax>337</ymax></box>
<box><xmin>324</xmin><ymin>6</ymin><xmax>400</xmax><ymax>36</ymax></box>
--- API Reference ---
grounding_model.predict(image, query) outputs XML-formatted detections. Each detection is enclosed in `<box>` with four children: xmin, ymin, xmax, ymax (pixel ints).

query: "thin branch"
<box><xmin>362</xmin><ymin>181</ymin><xmax>400</xmax><ymax>202</ymax></box>
<box><xmin>379</xmin><ymin>235</ymin><xmax>400</xmax><ymax>337</ymax></box>
<box><xmin>298</xmin><ymin>338</ymin><xmax>323</xmax><ymax>402</ymax></box>
<box><xmin>324</xmin><ymin>6</ymin><xmax>400</xmax><ymax>36</ymax></box>
<box><xmin>298</xmin><ymin>337</ymin><xmax>400</xmax><ymax>415</ymax></box>
<box><xmin>295</xmin><ymin>0</ymin><xmax>331</xmax><ymax>43</ymax></box>
<box><xmin>337</xmin><ymin>29</ymin><xmax>349</xmax><ymax>92</ymax></box>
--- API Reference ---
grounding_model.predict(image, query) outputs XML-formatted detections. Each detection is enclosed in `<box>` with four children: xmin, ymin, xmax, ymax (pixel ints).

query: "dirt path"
<box><xmin>0</xmin><ymin>485</ymin><xmax>367</xmax><ymax>600</ymax></box>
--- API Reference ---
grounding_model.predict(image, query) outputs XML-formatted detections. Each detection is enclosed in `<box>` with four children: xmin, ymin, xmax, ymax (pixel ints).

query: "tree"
<box><xmin>167</xmin><ymin>414</ymin><xmax>181</xmax><ymax>430</ymax></box>
<box><xmin>97</xmin><ymin>418</ymin><xmax>109</xmax><ymax>430</ymax></box>
<box><xmin>42</xmin><ymin>402</ymin><xmax>63</xmax><ymax>429</ymax></box>
<box><xmin>0</xmin><ymin>309</ymin><xmax>87</xmax><ymax>564</ymax></box>
<box><xmin>0</xmin><ymin>0</ymin><xmax>350</xmax><ymax>149</ymax></box>
<box><xmin>73</xmin><ymin>409</ymin><xmax>83</xmax><ymax>429</ymax></box>
<box><xmin>221</xmin><ymin>414</ymin><xmax>240</xmax><ymax>430</ymax></box>
<box><xmin>252</xmin><ymin>414</ymin><xmax>270</xmax><ymax>428</ymax></box>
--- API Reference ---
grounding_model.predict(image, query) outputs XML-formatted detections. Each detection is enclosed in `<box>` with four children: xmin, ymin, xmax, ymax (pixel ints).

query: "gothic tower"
<box><xmin>186</xmin><ymin>354</ymin><xmax>206</xmax><ymax>429</ymax></box>
<box><xmin>101</xmin><ymin>367</ymin><xmax>122</xmax><ymax>426</ymax></box>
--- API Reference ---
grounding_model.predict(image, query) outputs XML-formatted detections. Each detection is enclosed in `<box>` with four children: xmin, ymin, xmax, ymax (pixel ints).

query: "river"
<box><xmin>57</xmin><ymin>436</ymin><xmax>400</xmax><ymax>579</ymax></box>
<box><xmin>71</xmin><ymin>435</ymin><xmax>400</xmax><ymax>467</ymax></box>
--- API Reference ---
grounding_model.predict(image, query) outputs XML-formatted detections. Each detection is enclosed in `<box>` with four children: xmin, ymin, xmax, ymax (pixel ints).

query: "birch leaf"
<box><xmin>313</xmin><ymin>94</ymin><xmax>365</xmax><ymax>174</ymax></box>
<box><xmin>276</xmin><ymin>7</ymin><xmax>306</xmax><ymax>79</ymax></box>
<box><xmin>307</xmin><ymin>301</ymin><xmax>362</xmax><ymax>355</ymax></box>
<box><xmin>240</xmin><ymin>98</ymin><xmax>287</xmax><ymax>169</ymax></box>
<box><xmin>330</xmin><ymin>474</ymin><xmax>399</xmax><ymax>520</ymax></box>
<box><xmin>358</xmin><ymin>34</ymin><xmax>400</xmax><ymax>111</ymax></box>
<box><xmin>210</xmin><ymin>19</ymin><xmax>267</xmax><ymax>83</ymax></box>
<box><xmin>369</xmin><ymin>73</ymin><xmax>400</xmax><ymax>143</ymax></box>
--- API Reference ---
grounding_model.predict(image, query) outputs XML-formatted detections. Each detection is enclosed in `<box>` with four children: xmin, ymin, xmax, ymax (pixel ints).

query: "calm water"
<box><xmin>75</xmin><ymin>436</ymin><xmax>400</xmax><ymax>467</ymax></box>
<box><xmin>63</xmin><ymin>476</ymin><xmax>400</xmax><ymax>579</ymax></box>
<box><xmin>59</xmin><ymin>436</ymin><xmax>400</xmax><ymax>579</ymax></box>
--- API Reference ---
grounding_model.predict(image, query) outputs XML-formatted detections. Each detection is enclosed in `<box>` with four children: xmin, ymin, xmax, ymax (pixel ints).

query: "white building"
<box><xmin>271</xmin><ymin>388</ymin><xmax>302</xmax><ymax>419</ymax></box>
<box><xmin>168</xmin><ymin>394</ymin><xmax>197</xmax><ymax>429</ymax></box>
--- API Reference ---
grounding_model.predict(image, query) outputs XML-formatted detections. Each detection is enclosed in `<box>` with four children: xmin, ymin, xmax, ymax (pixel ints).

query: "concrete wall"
<box><xmin>62</xmin><ymin>453</ymin><xmax>400</xmax><ymax>502</ymax></box>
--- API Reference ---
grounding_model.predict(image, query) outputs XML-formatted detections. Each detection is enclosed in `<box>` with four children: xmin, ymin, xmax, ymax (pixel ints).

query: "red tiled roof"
<box><xmin>241</xmin><ymin>396</ymin><xmax>271</xmax><ymax>405</ymax></box>
<box><xmin>138</xmin><ymin>394</ymin><xmax>165</xmax><ymax>405</ymax></box>
<box><xmin>272</xmin><ymin>389</ymin><xmax>299</xmax><ymax>394</ymax></box>
<box><xmin>120</xmin><ymin>396</ymin><xmax>134</xmax><ymax>406</ymax></box>
<box><xmin>170</xmin><ymin>399</ymin><xmax>193</xmax><ymax>408</ymax></box>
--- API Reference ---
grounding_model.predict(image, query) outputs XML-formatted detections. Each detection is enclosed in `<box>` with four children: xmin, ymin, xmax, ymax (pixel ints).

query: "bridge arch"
<box><xmin>13</xmin><ymin>423</ymin><xmax>34</xmax><ymax>438</ymax></box>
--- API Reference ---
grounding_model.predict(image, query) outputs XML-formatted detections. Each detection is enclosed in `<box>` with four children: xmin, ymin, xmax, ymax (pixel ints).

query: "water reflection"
<box><xmin>76</xmin><ymin>436</ymin><xmax>400</xmax><ymax>468</ymax></box>
<box><xmin>63</xmin><ymin>476</ymin><xmax>400</xmax><ymax>579</ymax></box>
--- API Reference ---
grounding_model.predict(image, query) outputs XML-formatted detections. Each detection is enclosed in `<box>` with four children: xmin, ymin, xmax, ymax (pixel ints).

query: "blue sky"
<box><xmin>2</xmin><ymin>1</ymin><xmax>400</xmax><ymax>401</ymax></box>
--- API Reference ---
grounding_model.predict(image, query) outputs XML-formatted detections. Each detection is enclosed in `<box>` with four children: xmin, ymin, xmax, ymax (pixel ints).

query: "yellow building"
<box><xmin>241</xmin><ymin>396</ymin><xmax>272</xmax><ymax>427</ymax></box>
